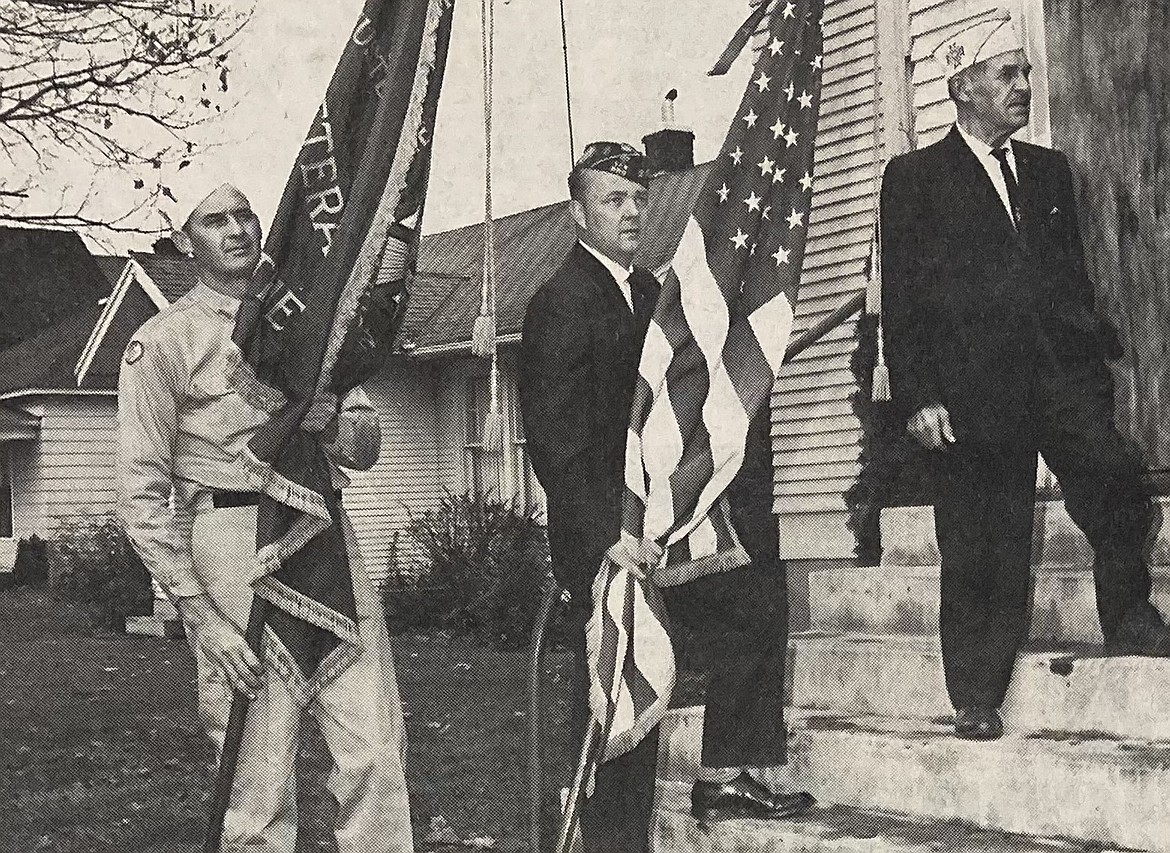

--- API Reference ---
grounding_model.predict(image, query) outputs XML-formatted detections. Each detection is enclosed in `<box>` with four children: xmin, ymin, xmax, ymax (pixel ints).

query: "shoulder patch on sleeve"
<box><xmin>124</xmin><ymin>340</ymin><xmax>144</xmax><ymax>365</ymax></box>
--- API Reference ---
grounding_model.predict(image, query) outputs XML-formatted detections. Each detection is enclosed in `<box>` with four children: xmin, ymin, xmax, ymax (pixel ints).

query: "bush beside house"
<box><xmin>389</xmin><ymin>493</ymin><xmax>551</xmax><ymax>649</ymax></box>
<box><xmin>47</xmin><ymin>514</ymin><xmax>154</xmax><ymax>630</ymax></box>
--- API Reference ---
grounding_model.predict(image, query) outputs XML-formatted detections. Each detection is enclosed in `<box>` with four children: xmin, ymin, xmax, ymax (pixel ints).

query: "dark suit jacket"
<box><xmin>519</xmin><ymin>244</ymin><xmax>660</xmax><ymax>601</ymax></box>
<box><xmin>880</xmin><ymin>126</ymin><xmax>1112</xmax><ymax>442</ymax></box>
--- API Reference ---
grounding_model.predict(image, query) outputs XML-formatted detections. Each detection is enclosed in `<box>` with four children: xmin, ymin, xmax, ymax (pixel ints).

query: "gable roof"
<box><xmin>0</xmin><ymin>305</ymin><xmax>106</xmax><ymax>398</ymax></box>
<box><xmin>406</xmin><ymin>162</ymin><xmax>712</xmax><ymax>355</ymax></box>
<box><xmin>91</xmin><ymin>254</ymin><xmax>129</xmax><ymax>289</ymax></box>
<box><xmin>0</xmin><ymin>226</ymin><xmax>109</xmax><ymax>354</ymax></box>
<box><xmin>129</xmin><ymin>250</ymin><xmax>199</xmax><ymax>302</ymax></box>
<box><xmin>74</xmin><ymin>251</ymin><xmax>195</xmax><ymax>386</ymax></box>
<box><xmin>5</xmin><ymin>162</ymin><xmax>713</xmax><ymax>398</ymax></box>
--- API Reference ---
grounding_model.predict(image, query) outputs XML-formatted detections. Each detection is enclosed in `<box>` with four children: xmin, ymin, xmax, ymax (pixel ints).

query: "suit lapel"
<box><xmin>573</xmin><ymin>243</ymin><xmax>635</xmax><ymax>319</ymax></box>
<box><xmin>942</xmin><ymin>127</ymin><xmax>1018</xmax><ymax>242</ymax></box>
<box><xmin>1012</xmin><ymin>143</ymin><xmax>1044</xmax><ymax>248</ymax></box>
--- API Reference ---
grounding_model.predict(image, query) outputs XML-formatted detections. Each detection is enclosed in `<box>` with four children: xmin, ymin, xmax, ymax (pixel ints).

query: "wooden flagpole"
<box><xmin>203</xmin><ymin>598</ymin><xmax>270</xmax><ymax>853</ymax></box>
<box><xmin>554</xmin><ymin>570</ymin><xmax>635</xmax><ymax>853</ymax></box>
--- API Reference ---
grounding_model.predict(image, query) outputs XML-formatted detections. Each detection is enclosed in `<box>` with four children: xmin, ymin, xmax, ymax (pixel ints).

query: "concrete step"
<box><xmin>808</xmin><ymin>565</ymin><xmax>1170</xmax><ymax>642</ymax></box>
<box><xmin>788</xmin><ymin>632</ymin><xmax>1170</xmax><ymax>741</ymax></box>
<box><xmin>654</xmin><ymin>785</ymin><xmax>1117</xmax><ymax>853</ymax></box>
<box><xmin>657</xmin><ymin>708</ymin><xmax>1170</xmax><ymax>851</ymax></box>
<box><xmin>879</xmin><ymin>498</ymin><xmax>1170</xmax><ymax>569</ymax></box>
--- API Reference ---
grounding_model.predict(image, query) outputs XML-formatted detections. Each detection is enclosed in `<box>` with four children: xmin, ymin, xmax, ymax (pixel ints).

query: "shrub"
<box><xmin>12</xmin><ymin>535</ymin><xmax>49</xmax><ymax>588</ymax></box>
<box><xmin>397</xmin><ymin>492</ymin><xmax>551</xmax><ymax>648</ymax></box>
<box><xmin>48</xmin><ymin>514</ymin><xmax>154</xmax><ymax>630</ymax></box>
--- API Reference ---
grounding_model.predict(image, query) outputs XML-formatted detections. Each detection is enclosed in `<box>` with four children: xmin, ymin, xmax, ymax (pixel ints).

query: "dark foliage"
<box><xmin>48</xmin><ymin>514</ymin><xmax>154</xmax><ymax>630</ymax></box>
<box><xmin>394</xmin><ymin>493</ymin><xmax>552</xmax><ymax>649</ymax></box>
<box><xmin>12</xmin><ymin>535</ymin><xmax>49</xmax><ymax>588</ymax></box>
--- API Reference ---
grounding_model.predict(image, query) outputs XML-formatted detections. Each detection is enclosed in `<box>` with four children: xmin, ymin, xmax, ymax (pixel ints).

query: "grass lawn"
<box><xmin>0</xmin><ymin>588</ymin><xmax>578</xmax><ymax>853</ymax></box>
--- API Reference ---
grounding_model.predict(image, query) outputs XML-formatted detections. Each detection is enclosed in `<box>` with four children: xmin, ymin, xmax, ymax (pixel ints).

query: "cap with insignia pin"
<box><xmin>929</xmin><ymin>8</ymin><xmax>1025</xmax><ymax>82</ymax></box>
<box><xmin>124</xmin><ymin>340</ymin><xmax>144</xmax><ymax>365</ymax></box>
<box><xmin>574</xmin><ymin>141</ymin><xmax>650</xmax><ymax>188</ymax></box>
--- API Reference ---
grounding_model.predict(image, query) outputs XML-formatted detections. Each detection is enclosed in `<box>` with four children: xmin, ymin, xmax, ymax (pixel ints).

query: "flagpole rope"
<box><xmin>558</xmin><ymin>0</ymin><xmax>575</xmax><ymax>164</ymax></box>
<box><xmin>869</xmin><ymin>2</ymin><xmax>890</xmax><ymax>401</ymax></box>
<box><xmin>472</xmin><ymin>0</ymin><xmax>506</xmax><ymax>465</ymax></box>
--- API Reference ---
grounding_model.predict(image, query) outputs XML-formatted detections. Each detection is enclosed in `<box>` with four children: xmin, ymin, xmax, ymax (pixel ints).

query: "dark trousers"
<box><xmin>933</xmin><ymin>355</ymin><xmax>1154</xmax><ymax>709</ymax></box>
<box><xmin>560</xmin><ymin>558</ymin><xmax>789</xmax><ymax>853</ymax></box>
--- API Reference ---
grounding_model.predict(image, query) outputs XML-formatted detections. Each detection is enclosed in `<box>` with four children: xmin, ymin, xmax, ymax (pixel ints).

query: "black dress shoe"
<box><xmin>954</xmin><ymin>706</ymin><xmax>1003</xmax><ymax>741</ymax></box>
<box><xmin>1106</xmin><ymin>605</ymin><xmax>1170</xmax><ymax>657</ymax></box>
<box><xmin>691</xmin><ymin>772</ymin><xmax>816</xmax><ymax>822</ymax></box>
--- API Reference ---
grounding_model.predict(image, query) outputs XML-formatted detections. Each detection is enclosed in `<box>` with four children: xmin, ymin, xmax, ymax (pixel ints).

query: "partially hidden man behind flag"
<box><xmin>227</xmin><ymin>0</ymin><xmax>454</xmax><ymax>703</ymax></box>
<box><xmin>586</xmin><ymin>0</ymin><xmax>826</xmax><ymax>792</ymax></box>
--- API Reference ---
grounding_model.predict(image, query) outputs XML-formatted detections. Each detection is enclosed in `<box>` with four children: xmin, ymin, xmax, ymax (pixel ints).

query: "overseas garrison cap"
<box><xmin>157</xmin><ymin>159</ymin><xmax>264</xmax><ymax>231</ymax></box>
<box><xmin>930</xmin><ymin>8</ymin><xmax>1025</xmax><ymax>81</ymax></box>
<box><xmin>574</xmin><ymin>141</ymin><xmax>650</xmax><ymax>187</ymax></box>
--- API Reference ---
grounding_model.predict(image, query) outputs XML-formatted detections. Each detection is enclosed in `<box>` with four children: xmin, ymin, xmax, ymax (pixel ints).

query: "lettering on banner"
<box><xmin>351</xmin><ymin>15</ymin><xmax>376</xmax><ymax>46</ymax></box>
<box><xmin>266</xmin><ymin>288</ymin><xmax>307</xmax><ymax>331</ymax></box>
<box><xmin>299</xmin><ymin>102</ymin><xmax>343</xmax><ymax>257</ymax></box>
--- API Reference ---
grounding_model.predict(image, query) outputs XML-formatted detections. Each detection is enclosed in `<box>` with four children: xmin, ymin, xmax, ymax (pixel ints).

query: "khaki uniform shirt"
<box><xmin>117</xmin><ymin>282</ymin><xmax>379</xmax><ymax>611</ymax></box>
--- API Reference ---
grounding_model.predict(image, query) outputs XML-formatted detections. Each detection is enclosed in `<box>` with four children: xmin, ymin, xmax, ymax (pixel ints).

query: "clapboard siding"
<box><xmin>343</xmin><ymin>363</ymin><xmax>442</xmax><ymax>585</ymax></box>
<box><xmin>12</xmin><ymin>397</ymin><xmax>119</xmax><ymax>539</ymax></box>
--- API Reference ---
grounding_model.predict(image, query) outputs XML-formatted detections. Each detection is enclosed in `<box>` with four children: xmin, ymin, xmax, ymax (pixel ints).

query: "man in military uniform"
<box><xmin>519</xmin><ymin>142</ymin><xmax>813</xmax><ymax>853</ymax></box>
<box><xmin>117</xmin><ymin>173</ymin><xmax>413</xmax><ymax>852</ymax></box>
<box><xmin>880</xmin><ymin>11</ymin><xmax>1170</xmax><ymax>741</ymax></box>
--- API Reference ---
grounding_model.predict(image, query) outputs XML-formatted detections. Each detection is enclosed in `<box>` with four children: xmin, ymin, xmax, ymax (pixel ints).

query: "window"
<box><xmin>0</xmin><ymin>445</ymin><xmax>12</xmax><ymax>538</ymax></box>
<box><xmin>462</xmin><ymin>374</ymin><xmax>545</xmax><ymax>518</ymax></box>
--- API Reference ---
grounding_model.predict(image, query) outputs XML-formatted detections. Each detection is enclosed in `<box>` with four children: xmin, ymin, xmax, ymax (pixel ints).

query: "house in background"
<box><xmin>0</xmin><ymin>0</ymin><xmax>1070</xmax><ymax>588</ymax></box>
<box><xmin>0</xmin><ymin>227</ymin><xmax>118</xmax><ymax>569</ymax></box>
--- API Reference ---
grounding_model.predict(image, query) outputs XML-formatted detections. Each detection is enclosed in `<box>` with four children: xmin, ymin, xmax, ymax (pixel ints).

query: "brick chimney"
<box><xmin>643</xmin><ymin>89</ymin><xmax>694</xmax><ymax>174</ymax></box>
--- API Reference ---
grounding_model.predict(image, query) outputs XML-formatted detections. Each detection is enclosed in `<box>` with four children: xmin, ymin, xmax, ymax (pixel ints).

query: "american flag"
<box><xmin>586</xmin><ymin>0</ymin><xmax>824</xmax><ymax>764</ymax></box>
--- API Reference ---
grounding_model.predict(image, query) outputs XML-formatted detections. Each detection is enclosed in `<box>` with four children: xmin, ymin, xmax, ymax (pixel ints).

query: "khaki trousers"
<box><xmin>188</xmin><ymin>504</ymin><xmax>413</xmax><ymax>853</ymax></box>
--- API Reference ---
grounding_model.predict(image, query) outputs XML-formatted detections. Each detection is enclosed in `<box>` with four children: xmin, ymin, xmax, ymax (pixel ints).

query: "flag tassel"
<box><xmin>867</xmin><ymin>197</ymin><xmax>890</xmax><ymax>402</ymax></box>
<box><xmin>471</xmin><ymin>313</ymin><xmax>496</xmax><ymax>357</ymax></box>
<box><xmin>872</xmin><ymin>333</ymin><xmax>890</xmax><ymax>402</ymax></box>
<box><xmin>471</xmin><ymin>0</ymin><xmax>498</xmax><ymax>361</ymax></box>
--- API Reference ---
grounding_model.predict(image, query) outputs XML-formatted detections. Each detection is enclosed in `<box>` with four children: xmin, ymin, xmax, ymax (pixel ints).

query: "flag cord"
<box><xmin>472</xmin><ymin>0</ymin><xmax>506</xmax><ymax>460</ymax></box>
<box><xmin>868</xmin><ymin>3</ymin><xmax>890</xmax><ymax>402</ymax></box>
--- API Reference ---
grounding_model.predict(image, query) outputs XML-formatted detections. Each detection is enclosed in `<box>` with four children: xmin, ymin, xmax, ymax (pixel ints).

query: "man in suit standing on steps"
<box><xmin>520</xmin><ymin>141</ymin><xmax>814</xmax><ymax>853</ymax></box>
<box><xmin>880</xmin><ymin>10</ymin><xmax>1170</xmax><ymax>742</ymax></box>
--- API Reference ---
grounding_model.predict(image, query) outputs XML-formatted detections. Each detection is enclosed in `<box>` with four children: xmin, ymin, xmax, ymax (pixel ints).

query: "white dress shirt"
<box><xmin>956</xmin><ymin>123</ymin><xmax>1019</xmax><ymax>226</ymax></box>
<box><xmin>579</xmin><ymin>240</ymin><xmax>634</xmax><ymax>311</ymax></box>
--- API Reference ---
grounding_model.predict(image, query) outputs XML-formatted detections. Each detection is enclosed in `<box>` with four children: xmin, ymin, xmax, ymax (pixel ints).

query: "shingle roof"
<box><xmin>0</xmin><ymin>306</ymin><xmax>104</xmax><ymax>395</ymax></box>
<box><xmin>0</xmin><ymin>163</ymin><xmax>714</xmax><ymax>394</ymax></box>
<box><xmin>406</xmin><ymin>162</ymin><xmax>712</xmax><ymax>352</ymax></box>
<box><xmin>92</xmin><ymin>254</ymin><xmax>129</xmax><ymax>289</ymax></box>
<box><xmin>129</xmin><ymin>250</ymin><xmax>199</xmax><ymax>302</ymax></box>
<box><xmin>0</xmin><ymin>226</ymin><xmax>109</xmax><ymax>354</ymax></box>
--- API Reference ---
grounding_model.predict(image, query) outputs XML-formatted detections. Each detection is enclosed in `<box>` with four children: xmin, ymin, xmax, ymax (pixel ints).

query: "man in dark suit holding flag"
<box><xmin>881</xmin><ymin>9</ymin><xmax>1170</xmax><ymax>742</ymax></box>
<box><xmin>520</xmin><ymin>138</ymin><xmax>814</xmax><ymax>853</ymax></box>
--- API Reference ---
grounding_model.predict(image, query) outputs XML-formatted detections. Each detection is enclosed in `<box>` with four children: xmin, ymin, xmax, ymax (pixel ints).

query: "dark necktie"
<box><xmin>629</xmin><ymin>274</ymin><xmax>645</xmax><ymax>317</ymax></box>
<box><xmin>991</xmin><ymin>146</ymin><xmax>1021</xmax><ymax>229</ymax></box>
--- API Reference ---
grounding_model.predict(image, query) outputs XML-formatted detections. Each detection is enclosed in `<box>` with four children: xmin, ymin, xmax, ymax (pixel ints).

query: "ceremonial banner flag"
<box><xmin>228</xmin><ymin>0</ymin><xmax>456</xmax><ymax>704</ymax></box>
<box><xmin>586</xmin><ymin>0</ymin><xmax>825</xmax><ymax>764</ymax></box>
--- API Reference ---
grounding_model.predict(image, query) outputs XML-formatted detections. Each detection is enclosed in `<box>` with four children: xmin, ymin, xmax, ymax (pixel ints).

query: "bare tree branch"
<box><xmin>0</xmin><ymin>0</ymin><xmax>252</xmax><ymax>237</ymax></box>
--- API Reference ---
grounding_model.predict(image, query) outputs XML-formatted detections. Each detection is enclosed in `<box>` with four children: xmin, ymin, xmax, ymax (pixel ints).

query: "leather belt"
<box><xmin>212</xmin><ymin>491</ymin><xmax>262</xmax><ymax>509</ymax></box>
